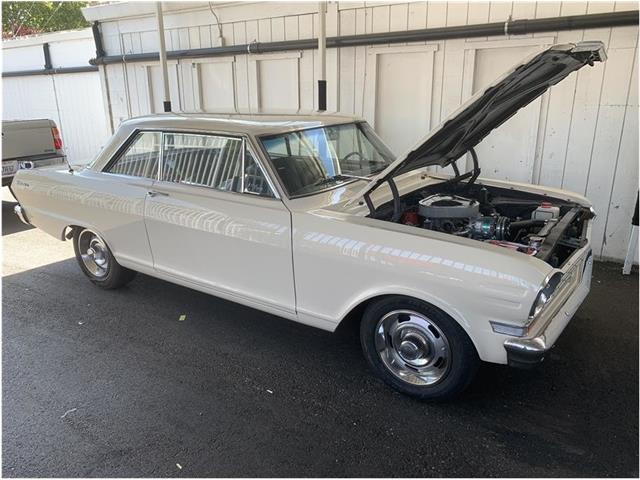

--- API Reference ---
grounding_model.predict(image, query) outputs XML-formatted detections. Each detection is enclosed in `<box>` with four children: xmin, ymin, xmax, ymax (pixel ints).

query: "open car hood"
<box><xmin>351</xmin><ymin>41</ymin><xmax>607</xmax><ymax>204</ymax></box>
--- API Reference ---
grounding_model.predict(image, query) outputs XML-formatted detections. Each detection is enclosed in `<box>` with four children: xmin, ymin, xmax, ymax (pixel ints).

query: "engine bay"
<box><xmin>371</xmin><ymin>181</ymin><xmax>592</xmax><ymax>268</ymax></box>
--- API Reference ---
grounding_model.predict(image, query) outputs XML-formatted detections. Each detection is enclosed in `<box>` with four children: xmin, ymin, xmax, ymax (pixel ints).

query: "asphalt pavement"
<box><xmin>2</xmin><ymin>189</ymin><xmax>638</xmax><ymax>477</ymax></box>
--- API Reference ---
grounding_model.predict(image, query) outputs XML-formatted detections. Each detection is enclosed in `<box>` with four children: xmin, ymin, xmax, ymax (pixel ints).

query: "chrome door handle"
<box><xmin>147</xmin><ymin>190</ymin><xmax>169</xmax><ymax>197</ymax></box>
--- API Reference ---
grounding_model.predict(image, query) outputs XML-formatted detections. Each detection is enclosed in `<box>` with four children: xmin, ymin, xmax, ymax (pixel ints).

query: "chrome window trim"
<box><xmin>102</xmin><ymin>129</ymin><xmax>162</xmax><ymax>180</ymax></box>
<box><xmin>97</xmin><ymin>126</ymin><xmax>284</xmax><ymax>200</ymax></box>
<box><xmin>241</xmin><ymin>138</ymin><xmax>246</xmax><ymax>194</ymax></box>
<box><xmin>158</xmin><ymin>131</ymin><xmax>164</xmax><ymax>181</ymax></box>
<box><xmin>255</xmin><ymin>120</ymin><xmax>393</xmax><ymax>200</ymax></box>
<box><xmin>147</xmin><ymin>129</ymin><xmax>280</xmax><ymax>200</ymax></box>
<box><xmin>142</xmin><ymin>175</ymin><xmax>281</xmax><ymax>203</ymax></box>
<box><xmin>99</xmin><ymin>171</ymin><xmax>157</xmax><ymax>182</ymax></box>
<box><xmin>101</xmin><ymin>126</ymin><xmax>282</xmax><ymax>201</ymax></box>
<box><xmin>243</xmin><ymin>138</ymin><xmax>280</xmax><ymax>199</ymax></box>
<box><xmin>244</xmin><ymin>135</ymin><xmax>284</xmax><ymax>200</ymax></box>
<box><xmin>159</xmin><ymin>130</ymin><xmax>240</xmax><ymax>188</ymax></box>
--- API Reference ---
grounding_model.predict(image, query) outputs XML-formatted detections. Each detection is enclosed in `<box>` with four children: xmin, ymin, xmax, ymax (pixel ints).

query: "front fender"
<box><xmin>333</xmin><ymin>284</ymin><xmax>486</xmax><ymax>355</ymax></box>
<box><xmin>293</xmin><ymin>210</ymin><xmax>553</xmax><ymax>364</ymax></box>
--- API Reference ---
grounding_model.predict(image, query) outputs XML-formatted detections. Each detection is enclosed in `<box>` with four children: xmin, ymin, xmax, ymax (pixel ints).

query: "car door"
<box><xmin>143</xmin><ymin>131</ymin><xmax>295</xmax><ymax>316</ymax></box>
<box><xmin>91</xmin><ymin>130</ymin><xmax>161</xmax><ymax>270</ymax></box>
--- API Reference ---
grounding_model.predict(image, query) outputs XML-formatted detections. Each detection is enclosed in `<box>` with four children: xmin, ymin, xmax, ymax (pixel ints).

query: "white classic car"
<box><xmin>11</xmin><ymin>42</ymin><xmax>604</xmax><ymax>400</ymax></box>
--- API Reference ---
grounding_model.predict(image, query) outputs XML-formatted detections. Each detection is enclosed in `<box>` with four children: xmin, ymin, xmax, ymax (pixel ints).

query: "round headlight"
<box><xmin>529</xmin><ymin>272</ymin><xmax>563</xmax><ymax>318</ymax></box>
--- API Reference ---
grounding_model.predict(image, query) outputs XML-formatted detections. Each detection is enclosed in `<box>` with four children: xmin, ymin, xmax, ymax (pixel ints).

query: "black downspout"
<box><xmin>43</xmin><ymin>43</ymin><xmax>52</xmax><ymax>70</ymax></box>
<box><xmin>318</xmin><ymin>80</ymin><xmax>327</xmax><ymax>111</ymax></box>
<box><xmin>92</xmin><ymin>21</ymin><xmax>106</xmax><ymax>58</ymax></box>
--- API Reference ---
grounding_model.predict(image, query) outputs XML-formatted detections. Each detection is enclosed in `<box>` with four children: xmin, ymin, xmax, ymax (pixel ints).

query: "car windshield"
<box><xmin>260</xmin><ymin>122</ymin><xmax>395</xmax><ymax>197</ymax></box>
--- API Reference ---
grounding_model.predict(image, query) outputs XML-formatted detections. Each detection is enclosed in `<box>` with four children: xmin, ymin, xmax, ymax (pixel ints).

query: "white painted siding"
<box><xmin>2</xmin><ymin>29</ymin><xmax>111</xmax><ymax>166</ymax></box>
<box><xmin>7</xmin><ymin>1</ymin><xmax>639</xmax><ymax>263</ymax></box>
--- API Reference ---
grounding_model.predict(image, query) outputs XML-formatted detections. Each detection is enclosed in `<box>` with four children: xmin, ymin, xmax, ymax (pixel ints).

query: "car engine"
<box><xmin>399</xmin><ymin>193</ymin><xmax>555</xmax><ymax>256</ymax></box>
<box><xmin>418</xmin><ymin>195</ymin><xmax>511</xmax><ymax>241</ymax></box>
<box><xmin>371</xmin><ymin>178</ymin><xmax>591</xmax><ymax>266</ymax></box>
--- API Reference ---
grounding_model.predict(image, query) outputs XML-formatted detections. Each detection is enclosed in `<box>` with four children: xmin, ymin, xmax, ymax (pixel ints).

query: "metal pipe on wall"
<box><xmin>155</xmin><ymin>1</ymin><xmax>171</xmax><ymax>112</ymax></box>
<box><xmin>4</xmin><ymin>9</ymin><xmax>637</xmax><ymax>78</ymax></box>
<box><xmin>2</xmin><ymin>66</ymin><xmax>99</xmax><ymax>77</ymax></box>
<box><xmin>89</xmin><ymin>10</ymin><xmax>639</xmax><ymax>66</ymax></box>
<box><xmin>317</xmin><ymin>1</ymin><xmax>327</xmax><ymax>111</ymax></box>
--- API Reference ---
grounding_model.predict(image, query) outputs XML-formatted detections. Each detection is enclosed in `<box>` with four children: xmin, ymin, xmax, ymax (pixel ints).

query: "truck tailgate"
<box><xmin>2</xmin><ymin>119</ymin><xmax>58</xmax><ymax>160</ymax></box>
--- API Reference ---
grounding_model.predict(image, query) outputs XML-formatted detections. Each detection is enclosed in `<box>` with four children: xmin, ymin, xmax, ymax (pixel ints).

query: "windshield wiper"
<box><xmin>339</xmin><ymin>173</ymin><xmax>375</xmax><ymax>181</ymax></box>
<box><xmin>312</xmin><ymin>174</ymin><xmax>373</xmax><ymax>187</ymax></box>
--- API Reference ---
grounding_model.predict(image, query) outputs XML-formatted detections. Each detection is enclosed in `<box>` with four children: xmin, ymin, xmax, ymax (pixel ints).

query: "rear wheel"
<box><xmin>360</xmin><ymin>296</ymin><xmax>479</xmax><ymax>400</ymax></box>
<box><xmin>73</xmin><ymin>228</ymin><xmax>136</xmax><ymax>289</ymax></box>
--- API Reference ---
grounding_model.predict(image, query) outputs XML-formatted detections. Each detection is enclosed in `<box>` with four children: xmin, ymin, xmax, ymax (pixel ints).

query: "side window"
<box><xmin>161</xmin><ymin>133</ymin><xmax>242</xmax><ymax>191</ymax></box>
<box><xmin>243</xmin><ymin>149</ymin><xmax>273</xmax><ymax>197</ymax></box>
<box><xmin>107</xmin><ymin>131</ymin><xmax>160</xmax><ymax>179</ymax></box>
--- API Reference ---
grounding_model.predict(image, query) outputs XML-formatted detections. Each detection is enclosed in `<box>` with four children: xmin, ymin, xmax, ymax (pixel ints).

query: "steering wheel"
<box><xmin>342</xmin><ymin>151</ymin><xmax>366</xmax><ymax>170</ymax></box>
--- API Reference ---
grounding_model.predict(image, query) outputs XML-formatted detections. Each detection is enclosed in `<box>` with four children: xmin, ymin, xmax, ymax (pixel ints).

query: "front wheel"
<box><xmin>73</xmin><ymin>228</ymin><xmax>137</xmax><ymax>289</ymax></box>
<box><xmin>360</xmin><ymin>296</ymin><xmax>479</xmax><ymax>400</ymax></box>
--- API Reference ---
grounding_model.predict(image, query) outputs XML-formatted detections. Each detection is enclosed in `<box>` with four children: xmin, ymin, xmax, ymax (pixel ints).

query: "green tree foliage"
<box><xmin>3</xmin><ymin>2</ymin><xmax>89</xmax><ymax>38</ymax></box>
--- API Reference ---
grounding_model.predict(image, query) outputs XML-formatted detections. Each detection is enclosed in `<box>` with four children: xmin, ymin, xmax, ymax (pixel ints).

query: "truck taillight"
<box><xmin>51</xmin><ymin>127</ymin><xmax>63</xmax><ymax>150</ymax></box>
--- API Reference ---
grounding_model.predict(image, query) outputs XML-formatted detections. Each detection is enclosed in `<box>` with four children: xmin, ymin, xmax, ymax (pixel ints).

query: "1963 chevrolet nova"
<box><xmin>11</xmin><ymin>41</ymin><xmax>605</xmax><ymax>399</ymax></box>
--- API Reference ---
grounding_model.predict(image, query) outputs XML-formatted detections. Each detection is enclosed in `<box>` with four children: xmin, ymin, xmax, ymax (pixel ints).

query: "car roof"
<box><xmin>120</xmin><ymin>112</ymin><xmax>362</xmax><ymax>136</ymax></box>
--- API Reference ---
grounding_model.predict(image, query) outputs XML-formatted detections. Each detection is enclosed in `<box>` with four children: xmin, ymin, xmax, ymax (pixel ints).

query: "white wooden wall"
<box><xmin>33</xmin><ymin>2</ymin><xmax>640</xmax><ymax>262</ymax></box>
<box><xmin>2</xmin><ymin>30</ymin><xmax>111</xmax><ymax>166</ymax></box>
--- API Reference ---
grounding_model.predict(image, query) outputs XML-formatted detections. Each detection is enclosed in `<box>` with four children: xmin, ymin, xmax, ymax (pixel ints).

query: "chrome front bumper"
<box><xmin>14</xmin><ymin>204</ymin><xmax>30</xmax><ymax>226</ymax></box>
<box><xmin>504</xmin><ymin>249</ymin><xmax>593</xmax><ymax>368</ymax></box>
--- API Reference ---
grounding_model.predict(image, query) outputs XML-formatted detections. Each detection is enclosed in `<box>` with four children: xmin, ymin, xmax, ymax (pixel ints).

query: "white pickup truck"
<box><xmin>2</xmin><ymin>119</ymin><xmax>67</xmax><ymax>187</ymax></box>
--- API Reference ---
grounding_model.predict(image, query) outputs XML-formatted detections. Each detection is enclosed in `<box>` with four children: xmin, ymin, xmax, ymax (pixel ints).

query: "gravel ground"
<box><xmin>2</xmin><ymin>191</ymin><xmax>638</xmax><ymax>477</ymax></box>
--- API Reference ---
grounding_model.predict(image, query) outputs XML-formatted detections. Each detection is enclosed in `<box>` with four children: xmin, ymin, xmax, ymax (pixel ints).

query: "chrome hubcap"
<box><xmin>375</xmin><ymin>310</ymin><xmax>451</xmax><ymax>386</ymax></box>
<box><xmin>79</xmin><ymin>230</ymin><xmax>109</xmax><ymax>278</ymax></box>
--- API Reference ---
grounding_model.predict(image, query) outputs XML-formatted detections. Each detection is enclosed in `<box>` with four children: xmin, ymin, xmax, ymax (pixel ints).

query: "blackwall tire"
<box><xmin>360</xmin><ymin>296</ymin><xmax>479</xmax><ymax>400</ymax></box>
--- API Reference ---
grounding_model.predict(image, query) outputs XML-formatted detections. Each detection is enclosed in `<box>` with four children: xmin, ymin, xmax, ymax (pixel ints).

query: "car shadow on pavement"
<box><xmin>3</xmin><ymin>242</ymin><xmax>639</xmax><ymax>477</ymax></box>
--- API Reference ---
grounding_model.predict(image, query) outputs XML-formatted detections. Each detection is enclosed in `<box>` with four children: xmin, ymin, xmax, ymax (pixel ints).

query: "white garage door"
<box><xmin>364</xmin><ymin>45</ymin><xmax>437</xmax><ymax>156</ymax></box>
<box><xmin>470</xmin><ymin>44</ymin><xmax>543</xmax><ymax>183</ymax></box>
